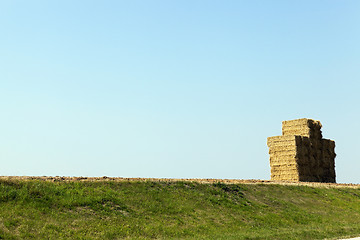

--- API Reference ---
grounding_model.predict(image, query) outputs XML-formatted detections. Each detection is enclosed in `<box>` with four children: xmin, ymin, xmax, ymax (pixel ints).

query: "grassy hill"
<box><xmin>0</xmin><ymin>178</ymin><xmax>360</xmax><ymax>239</ymax></box>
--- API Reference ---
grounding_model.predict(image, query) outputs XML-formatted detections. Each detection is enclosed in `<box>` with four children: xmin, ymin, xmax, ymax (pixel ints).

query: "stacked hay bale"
<box><xmin>267</xmin><ymin>118</ymin><xmax>336</xmax><ymax>183</ymax></box>
<box><xmin>282</xmin><ymin>118</ymin><xmax>323</xmax><ymax>140</ymax></box>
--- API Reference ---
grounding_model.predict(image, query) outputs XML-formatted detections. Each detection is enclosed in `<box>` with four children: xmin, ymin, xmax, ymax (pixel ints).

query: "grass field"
<box><xmin>0</xmin><ymin>178</ymin><xmax>360</xmax><ymax>239</ymax></box>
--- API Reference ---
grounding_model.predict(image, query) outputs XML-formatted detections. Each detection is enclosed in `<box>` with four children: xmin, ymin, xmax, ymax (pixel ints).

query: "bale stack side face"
<box><xmin>296</xmin><ymin>137</ymin><xmax>336</xmax><ymax>183</ymax></box>
<box><xmin>267</xmin><ymin>118</ymin><xmax>336</xmax><ymax>183</ymax></box>
<box><xmin>267</xmin><ymin>135</ymin><xmax>300</xmax><ymax>181</ymax></box>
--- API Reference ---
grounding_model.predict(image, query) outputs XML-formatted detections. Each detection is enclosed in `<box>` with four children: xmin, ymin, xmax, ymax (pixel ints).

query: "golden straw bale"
<box><xmin>282</xmin><ymin>118</ymin><xmax>323</xmax><ymax>139</ymax></box>
<box><xmin>282</xmin><ymin>118</ymin><xmax>311</xmax><ymax>127</ymax></box>
<box><xmin>267</xmin><ymin>136</ymin><xmax>297</xmax><ymax>146</ymax></box>
<box><xmin>267</xmin><ymin>118</ymin><xmax>335</xmax><ymax>183</ymax></box>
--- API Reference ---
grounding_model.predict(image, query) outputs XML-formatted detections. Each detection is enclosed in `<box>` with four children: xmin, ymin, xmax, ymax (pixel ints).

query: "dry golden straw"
<box><xmin>267</xmin><ymin>118</ymin><xmax>336</xmax><ymax>183</ymax></box>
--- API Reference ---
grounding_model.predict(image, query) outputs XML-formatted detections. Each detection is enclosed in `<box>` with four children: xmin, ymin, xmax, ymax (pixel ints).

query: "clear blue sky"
<box><xmin>1</xmin><ymin>1</ymin><xmax>359</xmax><ymax>183</ymax></box>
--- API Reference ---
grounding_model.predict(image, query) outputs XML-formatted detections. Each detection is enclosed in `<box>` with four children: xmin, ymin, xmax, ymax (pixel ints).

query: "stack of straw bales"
<box><xmin>267</xmin><ymin>118</ymin><xmax>336</xmax><ymax>183</ymax></box>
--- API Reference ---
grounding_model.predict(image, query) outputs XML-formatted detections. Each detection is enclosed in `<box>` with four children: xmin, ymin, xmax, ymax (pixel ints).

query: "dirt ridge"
<box><xmin>1</xmin><ymin>176</ymin><xmax>359</xmax><ymax>188</ymax></box>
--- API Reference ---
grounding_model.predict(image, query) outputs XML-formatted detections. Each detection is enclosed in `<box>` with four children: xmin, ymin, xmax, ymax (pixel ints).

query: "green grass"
<box><xmin>0</xmin><ymin>179</ymin><xmax>360</xmax><ymax>239</ymax></box>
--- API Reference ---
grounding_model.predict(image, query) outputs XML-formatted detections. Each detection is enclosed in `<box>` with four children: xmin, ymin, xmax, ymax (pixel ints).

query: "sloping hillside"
<box><xmin>0</xmin><ymin>177</ymin><xmax>360</xmax><ymax>239</ymax></box>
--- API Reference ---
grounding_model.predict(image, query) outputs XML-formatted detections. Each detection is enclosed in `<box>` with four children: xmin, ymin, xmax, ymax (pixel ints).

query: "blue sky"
<box><xmin>1</xmin><ymin>1</ymin><xmax>359</xmax><ymax>183</ymax></box>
